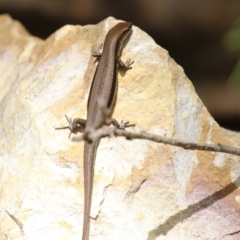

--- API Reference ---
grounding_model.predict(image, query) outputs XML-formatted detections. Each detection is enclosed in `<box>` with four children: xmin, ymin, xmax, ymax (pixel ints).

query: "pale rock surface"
<box><xmin>0</xmin><ymin>14</ymin><xmax>240</xmax><ymax>240</ymax></box>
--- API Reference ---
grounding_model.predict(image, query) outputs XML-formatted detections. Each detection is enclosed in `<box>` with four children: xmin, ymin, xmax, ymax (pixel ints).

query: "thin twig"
<box><xmin>72</xmin><ymin>126</ymin><xmax>240</xmax><ymax>156</ymax></box>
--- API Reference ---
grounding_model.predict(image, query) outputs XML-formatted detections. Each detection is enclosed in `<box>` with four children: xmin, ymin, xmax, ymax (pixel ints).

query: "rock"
<box><xmin>0</xmin><ymin>14</ymin><xmax>240</xmax><ymax>240</ymax></box>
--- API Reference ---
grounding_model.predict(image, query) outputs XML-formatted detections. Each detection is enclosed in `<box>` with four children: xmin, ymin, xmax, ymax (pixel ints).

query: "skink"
<box><xmin>56</xmin><ymin>21</ymin><xmax>134</xmax><ymax>240</ymax></box>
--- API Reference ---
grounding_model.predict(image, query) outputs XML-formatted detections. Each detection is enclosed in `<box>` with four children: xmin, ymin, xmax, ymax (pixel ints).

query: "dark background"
<box><xmin>1</xmin><ymin>0</ymin><xmax>240</xmax><ymax>131</ymax></box>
